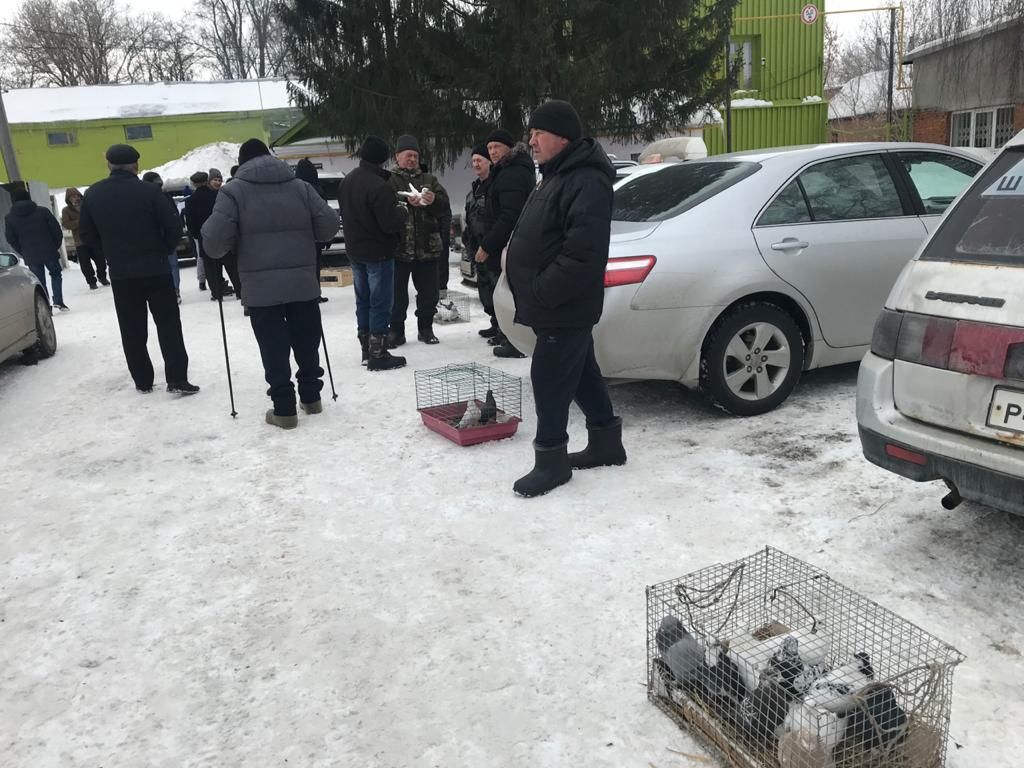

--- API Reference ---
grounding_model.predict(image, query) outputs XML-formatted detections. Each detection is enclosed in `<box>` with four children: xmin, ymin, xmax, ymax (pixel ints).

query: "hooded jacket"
<box><xmin>338</xmin><ymin>160</ymin><xmax>408</xmax><ymax>263</ymax></box>
<box><xmin>505</xmin><ymin>138</ymin><xmax>616</xmax><ymax>329</ymax></box>
<box><xmin>479</xmin><ymin>143</ymin><xmax>535</xmax><ymax>268</ymax></box>
<box><xmin>61</xmin><ymin>188</ymin><xmax>83</xmax><ymax>246</ymax></box>
<box><xmin>183</xmin><ymin>185</ymin><xmax>218</xmax><ymax>259</ymax></box>
<box><xmin>387</xmin><ymin>166</ymin><xmax>450</xmax><ymax>262</ymax></box>
<box><xmin>201</xmin><ymin>154</ymin><xmax>340</xmax><ymax>307</ymax></box>
<box><xmin>79</xmin><ymin>170</ymin><xmax>182</xmax><ymax>280</ymax></box>
<box><xmin>4</xmin><ymin>199</ymin><xmax>63</xmax><ymax>267</ymax></box>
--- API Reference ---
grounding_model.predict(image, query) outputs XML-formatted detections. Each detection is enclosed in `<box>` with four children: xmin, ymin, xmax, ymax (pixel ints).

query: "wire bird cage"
<box><xmin>646</xmin><ymin>547</ymin><xmax>964</xmax><ymax>768</ymax></box>
<box><xmin>415</xmin><ymin>363</ymin><xmax>522</xmax><ymax>446</ymax></box>
<box><xmin>435</xmin><ymin>290</ymin><xmax>472</xmax><ymax>324</ymax></box>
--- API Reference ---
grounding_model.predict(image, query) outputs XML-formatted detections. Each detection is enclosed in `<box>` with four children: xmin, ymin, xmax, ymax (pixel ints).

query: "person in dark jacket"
<box><xmin>5</xmin><ymin>187</ymin><xmax>68</xmax><ymax>310</ymax></box>
<box><xmin>79</xmin><ymin>144</ymin><xmax>198</xmax><ymax>395</ymax></box>
<box><xmin>202</xmin><ymin>138</ymin><xmax>340</xmax><ymax>430</ymax></box>
<box><xmin>62</xmin><ymin>187</ymin><xmax>108</xmax><ymax>289</ymax></box>
<box><xmin>386</xmin><ymin>134</ymin><xmax>450</xmax><ymax>347</ymax></box>
<box><xmin>463</xmin><ymin>143</ymin><xmax>491</xmax><ymax>293</ymax></box>
<box><xmin>478</xmin><ymin>128</ymin><xmax>535</xmax><ymax>358</ymax></box>
<box><xmin>294</xmin><ymin>157</ymin><xmax>331</xmax><ymax>304</ymax></box>
<box><xmin>338</xmin><ymin>136</ymin><xmax>409</xmax><ymax>372</ymax></box>
<box><xmin>141</xmin><ymin>172</ymin><xmax>182</xmax><ymax>304</ymax></box>
<box><xmin>184</xmin><ymin>171</ymin><xmax>239</xmax><ymax>302</ymax></box>
<box><xmin>505</xmin><ymin>101</ymin><xmax>626</xmax><ymax>497</ymax></box>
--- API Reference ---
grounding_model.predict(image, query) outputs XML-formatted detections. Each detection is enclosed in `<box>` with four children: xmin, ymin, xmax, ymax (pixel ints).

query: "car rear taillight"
<box><xmin>948</xmin><ymin>322</ymin><xmax>1024</xmax><ymax>378</ymax></box>
<box><xmin>604</xmin><ymin>255</ymin><xmax>656</xmax><ymax>288</ymax></box>
<box><xmin>895</xmin><ymin>314</ymin><xmax>956</xmax><ymax>369</ymax></box>
<box><xmin>1004</xmin><ymin>343</ymin><xmax>1024</xmax><ymax>380</ymax></box>
<box><xmin>870</xmin><ymin>309</ymin><xmax>903</xmax><ymax>360</ymax></box>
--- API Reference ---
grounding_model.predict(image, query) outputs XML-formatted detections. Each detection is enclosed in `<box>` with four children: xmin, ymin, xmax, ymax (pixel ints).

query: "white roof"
<box><xmin>1009</xmin><ymin>129</ymin><xmax>1024</xmax><ymax>148</ymax></box>
<box><xmin>4</xmin><ymin>79</ymin><xmax>293</xmax><ymax>125</ymax></box>
<box><xmin>828</xmin><ymin>69</ymin><xmax>912</xmax><ymax>120</ymax></box>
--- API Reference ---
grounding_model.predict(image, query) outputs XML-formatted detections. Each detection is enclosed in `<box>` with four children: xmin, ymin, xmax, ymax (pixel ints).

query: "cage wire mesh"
<box><xmin>415</xmin><ymin>363</ymin><xmax>522</xmax><ymax>429</ymax></box>
<box><xmin>646</xmin><ymin>547</ymin><xmax>964</xmax><ymax>768</ymax></box>
<box><xmin>436</xmin><ymin>290</ymin><xmax>472</xmax><ymax>323</ymax></box>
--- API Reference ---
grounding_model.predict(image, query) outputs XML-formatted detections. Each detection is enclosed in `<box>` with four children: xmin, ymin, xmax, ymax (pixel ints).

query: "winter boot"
<box><xmin>88</xmin><ymin>282</ymin><xmax>98</xmax><ymax>290</ymax></box>
<box><xmin>265</xmin><ymin>409</ymin><xmax>299</xmax><ymax>430</ymax></box>
<box><xmin>368</xmin><ymin>333</ymin><xmax>407</xmax><ymax>371</ymax></box>
<box><xmin>418</xmin><ymin>324</ymin><xmax>440</xmax><ymax>345</ymax></box>
<box><xmin>479</xmin><ymin>316</ymin><xmax>500</xmax><ymax>338</ymax></box>
<box><xmin>167</xmin><ymin>381</ymin><xmax>200</xmax><ymax>396</ymax></box>
<box><xmin>358</xmin><ymin>330</ymin><xmax>370</xmax><ymax>366</ymax></box>
<box><xmin>493</xmin><ymin>339</ymin><xmax>526</xmax><ymax>359</ymax></box>
<box><xmin>513</xmin><ymin>442</ymin><xmax>573</xmax><ymax>498</ymax></box>
<box><xmin>199</xmin><ymin>281</ymin><xmax>207</xmax><ymax>291</ymax></box>
<box><xmin>301</xmin><ymin>400</ymin><xmax>323</xmax><ymax>415</ymax></box>
<box><xmin>386</xmin><ymin>327</ymin><xmax>406</xmax><ymax>349</ymax></box>
<box><xmin>568</xmin><ymin>417</ymin><xmax>627</xmax><ymax>470</ymax></box>
<box><xmin>488</xmin><ymin>332</ymin><xmax>506</xmax><ymax>347</ymax></box>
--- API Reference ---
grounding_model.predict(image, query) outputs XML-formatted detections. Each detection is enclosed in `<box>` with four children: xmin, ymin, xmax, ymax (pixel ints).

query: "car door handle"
<box><xmin>771</xmin><ymin>238</ymin><xmax>810</xmax><ymax>252</ymax></box>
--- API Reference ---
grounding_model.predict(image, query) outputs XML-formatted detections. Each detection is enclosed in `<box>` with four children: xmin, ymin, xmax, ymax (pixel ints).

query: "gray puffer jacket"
<box><xmin>201</xmin><ymin>154</ymin><xmax>340</xmax><ymax>307</ymax></box>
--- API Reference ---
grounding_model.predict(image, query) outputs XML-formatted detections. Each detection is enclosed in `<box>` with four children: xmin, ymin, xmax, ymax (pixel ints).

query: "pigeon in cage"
<box><xmin>781</xmin><ymin>699</ymin><xmax>846</xmax><ymax>753</ymax></box>
<box><xmin>658</xmin><ymin>620</ymin><xmax>712</xmax><ymax>691</ymax></box>
<box><xmin>839</xmin><ymin>682</ymin><xmax>908</xmax><ymax>751</ymax></box>
<box><xmin>479</xmin><ymin>389</ymin><xmax>498</xmax><ymax>425</ymax></box>
<box><xmin>739</xmin><ymin>678</ymin><xmax>793</xmax><ymax>746</ymax></box>
<box><xmin>436</xmin><ymin>299</ymin><xmax>461</xmax><ymax>323</ymax></box>
<box><xmin>458</xmin><ymin>399</ymin><xmax>482</xmax><ymax>428</ymax></box>
<box><xmin>804</xmin><ymin>651</ymin><xmax>875</xmax><ymax>714</ymax></box>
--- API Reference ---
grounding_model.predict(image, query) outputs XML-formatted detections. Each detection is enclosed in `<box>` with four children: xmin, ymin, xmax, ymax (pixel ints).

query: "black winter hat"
<box><xmin>294</xmin><ymin>157</ymin><xmax>319</xmax><ymax>184</ymax></box>
<box><xmin>190</xmin><ymin>171</ymin><xmax>209</xmax><ymax>185</ymax></box>
<box><xmin>471</xmin><ymin>143</ymin><xmax>490</xmax><ymax>161</ymax></box>
<box><xmin>395</xmin><ymin>134</ymin><xmax>420</xmax><ymax>154</ymax></box>
<box><xmin>142</xmin><ymin>171</ymin><xmax>163</xmax><ymax>185</ymax></box>
<box><xmin>106</xmin><ymin>143</ymin><xmax>140</xmax><ymax>164</ymax></box>
<box><xmin>359</xmin><ymin>135</ymin><xmax>390</xmax><ymax>165</ymax></box>
<box><xmin>527</xmin><ymin>100</ymin><xmax>583</xmax><ymax>142</ymax></box>
<box><xmin>238</xmin><ymin>138</ymin><xmax>272</xmax><ymax>165</ymax></box>
<box><xmin>485</xmin><ymin>128</ymin><xmax>516</xmax><ymax>148</ymax></box>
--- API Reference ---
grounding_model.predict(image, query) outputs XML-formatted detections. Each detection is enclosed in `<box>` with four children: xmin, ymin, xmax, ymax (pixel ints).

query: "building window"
<box><xmin>952</xmin><ymin>106</ymin><xmax>1016</xmax><ymax>149</ymax></box>
<box><xmin>729</xmin><ymin>38</ymin><xmax>759</xmax><ymax>91</ymax></box>
<box><xmin>47</xmin><ymin>131</ymin><xmax>74</xmax><ymax>146</ymax></box>
<box><xmin>125</xmin><ymin>124</ymin><xmax>153</xmax><ymax>141</ymax></box>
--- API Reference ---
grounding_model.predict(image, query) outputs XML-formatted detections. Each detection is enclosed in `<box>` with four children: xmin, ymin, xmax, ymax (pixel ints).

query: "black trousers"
<box><xmin>476</xmin><ymin>262</ymin><xmax>499</xmax><ymax>318</ymax></box>
<box><xmin>531</xmin><ymin>326</ymin><xmax>616</xmax><ymax>447</ymax></box>
<box><xmin>77</xmin><ymin>243</ymin><xmax>107</xmax><ymax>286</ymax></box>
<box><xmin>202</xmin><ymin>252</ymin><xmax>242</xmax><ymax>301</ymax></box>
<box><xmin>391</xmin><ymin>259</ymin><xmax>439</xmax><ymax>331</ymax></box>
<box><xmin>111</xmin><ymin>274</ymin><xmax>189</xmax><ymax>388</ymax></box>
<box><xmin>248</xmin><ymin>300</ymin><xmax>324</xmax><ymax>416</ymax></box>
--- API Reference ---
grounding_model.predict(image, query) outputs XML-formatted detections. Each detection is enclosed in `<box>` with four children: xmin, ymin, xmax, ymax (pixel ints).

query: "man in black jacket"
<box><xmin>5</xmin><ymin>187</ymin><xmax>68</xmax><ymax>311</ymax></box>
<box><xmin>338</xmin><ymin>136</ymin><xmax>409</xmax><ymax>371</ymax></box>
<box><xmin>79</xmin><ymin>144</ymin><xmax>199</xmax><ymax>395</ymax></box>
<box><xmin>463</xmin><ymin>143</ymin><xmax>491</xmax><ymax>290</ymax></box>
<box><xmin>477</xmin><ymin>128</ymin><xmax>535</xmax><ymax>358</ymax></box>
<box><xmin>184</xmin><ymin>171</ymin><xmax>240</xmax><ymax>303</ymax></box>
<box><xmin>504</xmin><ymin>101</ymin><xmax>626</xmax><ymax>497</ymax></box>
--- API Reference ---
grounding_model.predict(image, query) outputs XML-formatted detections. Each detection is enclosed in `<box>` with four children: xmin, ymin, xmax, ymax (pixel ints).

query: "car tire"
<box><xmin>31</xmin><ymin>291</ymin><xmax>57</xmax><ymax>359</ymax></box>
<box><xmin>700</xmin><ymin>301</ymin><xmax>804</xmax><ymax>416</ymax></box>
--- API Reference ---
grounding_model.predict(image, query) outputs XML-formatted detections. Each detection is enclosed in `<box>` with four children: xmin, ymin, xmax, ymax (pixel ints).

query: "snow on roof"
<box><xmin>142</xmin><ymin>142</ymin><xmax>242</xmax><ymax>189</ymax></box>
<box><xmin>828</xmin><ymin>69</ymin><xmax>912</xmax><ymax>120</ymax></box>
<box><xmin>4</xmin><ymin>79</ymin><xmax>293</xmax><ymax>125</ymax></box>
<box><xmin>904</xmin><ymin>17</ymin><xmax>1023</xmax><ymax>62</ymax></box>
<box><xmin>731</xmin><ymin>98</ymin><xmax>775</xmax><ymax>108</ymax></box>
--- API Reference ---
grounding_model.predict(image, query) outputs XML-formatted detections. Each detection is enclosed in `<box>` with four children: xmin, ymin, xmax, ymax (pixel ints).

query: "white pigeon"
<box><xmin>804</xmin><ymin>652</ymin><xmax>874</xmax><ymax>714</ymax></box>
<box><xmin>782</xmin><ymin>700</ymin><xmax>846</xmax><ymax>751</ymax></box>
<box><xmin>458</xmin><ymin>399</ymin><xmax>482</xmax><ymax>428</ymax></box>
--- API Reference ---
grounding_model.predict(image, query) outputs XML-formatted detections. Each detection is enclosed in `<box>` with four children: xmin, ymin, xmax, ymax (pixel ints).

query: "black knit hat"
<box><xmin>485</xmin><ymin>128</ymin><xmax>516</xmax><ymax>148</ymax></box>
<box><xmin>527</xmin><ymin>100</ymin><xmax>583</xmax><ymax>142</ymax></box>
<box><xmin>190</xmin><ymin>171</ymin><xmax>209</xmax><ymax>185</ymax></box>
<box><xmin>395</xmin><ymin>134</ymin><xmax>420</xmax><ymax>154</ymax></box>
<box><xmin>142</xmin><ymin>171</ymin><xmax>162</xmax><ymax>184</ymax></box>
<box><xmin>360</xmin><ymin>135</ymin><xmax>390</xmax><ymax>165</ymax></box>
<box><xmin>105</xmin><ymin>143</ymin><xmax>140</xmax><ymax>164</ymax></box>
<box><xmin>471</xmin><ymin>143</ymin><xmax>490</xmax><ymax>161</ymax></box>
<box><xmin>238</xmin><ymin>138</ymin><xmax>272</xmax><ymax>165</ymax></box>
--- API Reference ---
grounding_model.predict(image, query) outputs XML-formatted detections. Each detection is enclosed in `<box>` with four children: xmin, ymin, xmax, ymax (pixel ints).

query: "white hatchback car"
<box><xmin>495</xmin><ymin>142</ymin><xmax>985</xmax><ymax>415</ymax></box>
<box><xmin>857</xmin><ymin>129</ymin><xmax>1024</xmax><ymax>515</ymax></box>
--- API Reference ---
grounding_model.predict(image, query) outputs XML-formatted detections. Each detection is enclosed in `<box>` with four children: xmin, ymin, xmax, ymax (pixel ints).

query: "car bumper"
<box><xmin>857</xmin><ymin>352</ymin><xmax>1024</xmax><ymax>515</ymax></box>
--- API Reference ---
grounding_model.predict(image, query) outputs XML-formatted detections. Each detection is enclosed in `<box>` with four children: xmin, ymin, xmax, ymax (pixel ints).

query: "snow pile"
<box><xmin>143</xmin><ymin>142</ymin><xmax>242</xmax><ymax>190</ymax></box>
<box><xmin>731</xmin><ymin>98</ymin><xmax>774</xmax><ymax>108</ymax></box>
<box><xmin>802</xmin><ymin>95</ymin><xmax>824</xmax><ymax>103</ymax></box>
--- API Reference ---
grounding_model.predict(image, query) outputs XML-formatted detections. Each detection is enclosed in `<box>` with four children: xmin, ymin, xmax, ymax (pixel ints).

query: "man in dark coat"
<box><xmin>294</xmin><ymin>157</ymin><xmax>331</xmax><ymax>304</ymax></box>
<box><xmin>463</xmin><ymin>143</ymin><xmax>491</xmax><ymax>296</ymax></box>
<box><xmin>477</xmin><ymin>128</ymin><xmax>535</xmax><ymax>358</ymax></box>
<box><xmin>202</xmin><ymin>138</ymin><xmax>340</xmax><ymax>429</ymax></box>
<box><xmin>62</xmin><ymin>187</ymin><xmax>108</xmax><ymax>290</ymax></box>
<box><xmin>5</xmin><ymin>186</ymin><xmax>68</xmax><ymax>310</ymax></box>
<box><xmin>79</xmin><ymin>144</ymin><xmax>198</xmax><ymax>395</ymax></box>
<box><xmin>338</xmin><ymin>135</ymin><xmax>409</xmax><ymax>372</ymax></box>
<box><xmin>184</xmin><ymin>170</ymin><xmax>240</xmax><ymax>302</ymax></box>
<box><xmin>386</xmin><ymin>134</ymin><xmax>450</xmax><ymax>347</ymax></box>
<box><xmin>504</xmin><ymin>100</ymin><xmax>626</xmax><ymax>497</ymax></box>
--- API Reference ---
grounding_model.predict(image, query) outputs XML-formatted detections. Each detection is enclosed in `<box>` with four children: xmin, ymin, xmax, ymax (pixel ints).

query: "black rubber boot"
<box><xmin>358</xmin><ymin>330</ymin><xmax>369</xmax><ymax>366</ymax></box>
<box><xmin>387</xmin><ymin>327</ymin><xmax>406</xmax><ymax>349</ymax></box>
<box><xmin>479</xmin><ymin>316</ymin><xmax>499</xmax><ymax>338</ymax></box>
<box><xmin>493</xmin><ymin>339</ymin><xmax>526</xmax><ymax>358</ymax></box>
<box><xmin>513</xmin><ymin>442</ymin><xmax>572</xmax><ymax>498</ymax></box>
<box><xmin>568</xmin><ymin>417</ymin><xmax>627</xmax><ymax>470</ymax></box>
<box><xmin>418</xmin><ymin>324</ymin><xmax>440</xmax><ymax>345</ymax></box>
<box><xmin>368</xmin><ymin>333</ymin><xmax>407</xmax><ymax>371</ymax></box>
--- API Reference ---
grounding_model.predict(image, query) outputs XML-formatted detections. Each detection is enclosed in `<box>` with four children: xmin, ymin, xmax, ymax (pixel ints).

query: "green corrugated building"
<box><xmin>704</xmin><ymin>0</ymin><xmax>829</xmax><ymax>154</ymax></box>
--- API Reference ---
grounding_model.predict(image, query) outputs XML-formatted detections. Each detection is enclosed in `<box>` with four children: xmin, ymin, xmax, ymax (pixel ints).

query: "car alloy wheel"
<box><xmin>723</xmin><ymin>321</ymin><xmax>791</xmax><ymax>401</ymax></box>
<box><xmin>33</xmin><ymin>292</ymin><xmax>57</xmax><ymax>358</ymax></box>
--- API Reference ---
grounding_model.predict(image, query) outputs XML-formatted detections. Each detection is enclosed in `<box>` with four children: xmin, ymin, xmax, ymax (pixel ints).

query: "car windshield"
<box><xmin>613</xmin><ymin>161</ymin><xmax>759</xmax><ymax>222</ymax></box>
<box><xmin>922</xmin><ymin>148</ymin><xmax>1024</xmax><ymax>267</ymax></box>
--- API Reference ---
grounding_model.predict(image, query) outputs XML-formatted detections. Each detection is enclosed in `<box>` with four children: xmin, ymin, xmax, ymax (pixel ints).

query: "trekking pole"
<box><xmin>217</xmin><ymin>294</ymin><xmax>238</xmax><ymax>418</ymax></box>
<box><xmin>321</xmin><ymin>326</ymin><xmax>338</xmax><ymax>402</ymax></box>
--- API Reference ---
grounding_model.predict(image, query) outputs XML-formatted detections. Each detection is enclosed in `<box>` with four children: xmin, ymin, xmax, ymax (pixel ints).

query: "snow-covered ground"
<box><xmin>2</xmin><ymin>266</ymin><xmax>1023</xmax><ymax>768</ymax></box>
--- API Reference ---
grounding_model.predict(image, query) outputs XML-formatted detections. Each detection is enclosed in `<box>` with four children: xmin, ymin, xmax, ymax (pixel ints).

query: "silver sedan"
<box><xmin>0</xmin><ymin>251</ymin><xmax>57</xmax><ymax>366</ymax></box>
<box><xmin>495</xmin><ymin>142</ymin><xmax>985</xmax><ymax>415</ymax></box>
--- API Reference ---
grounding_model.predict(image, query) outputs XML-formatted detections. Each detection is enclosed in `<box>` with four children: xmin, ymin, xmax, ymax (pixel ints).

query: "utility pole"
<box><xmin>725</xmin><ymin>39</ymin><xmax>734</xmax><ymax>153</ymax></box>
<box><xmin>886</xmin><ymin>6</ymin><xmax>896</xmax><ymax>138</ymax></box>
<box><xmin>0</xmin><ymin>88</ymin><xmax>21</xmax><ymax>182</ymax></box>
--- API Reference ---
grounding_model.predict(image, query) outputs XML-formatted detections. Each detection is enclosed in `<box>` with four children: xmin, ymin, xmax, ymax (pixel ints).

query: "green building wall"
<box><xmin>0</xmin><ymin>109</ymin><xmax>296</xmax><ymax>188</ymax></box>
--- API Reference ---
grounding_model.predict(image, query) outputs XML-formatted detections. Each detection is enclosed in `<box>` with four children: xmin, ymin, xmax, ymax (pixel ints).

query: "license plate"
<box><xmin>987</xmin><ymin>387</ymin><xmax>1024</xmax><ymax>435</ymax></box>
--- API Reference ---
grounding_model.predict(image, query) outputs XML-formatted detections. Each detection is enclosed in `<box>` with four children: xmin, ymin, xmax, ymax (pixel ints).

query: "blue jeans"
<box><xmin>167</xmin><ymin>253</ymin><xmax>180</xmax><ymax>291</ymax></box>
<box><xmin>351</xmin><ymin>260</ymin><xmax>395</xmax><ymax>334</ymax></box>
<box><xmin>29</xmin><ymin>258</ymin><xmax>64</xmax><ymax>305</ymax></box>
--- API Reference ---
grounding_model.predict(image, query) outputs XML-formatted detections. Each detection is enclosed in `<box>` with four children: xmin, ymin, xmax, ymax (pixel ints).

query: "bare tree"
<box><xmin>193</xmin><ymin>0</ymin><xmax>289</xmax><ymax>79</ymax></box>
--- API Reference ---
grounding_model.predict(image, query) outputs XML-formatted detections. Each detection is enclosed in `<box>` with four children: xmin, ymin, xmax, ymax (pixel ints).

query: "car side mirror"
<box><xmin>0</xmin><ymin>252</ymin><xmax>18</xmax><ymax>268</ymax></box>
